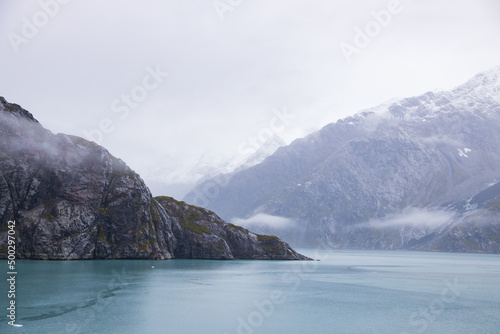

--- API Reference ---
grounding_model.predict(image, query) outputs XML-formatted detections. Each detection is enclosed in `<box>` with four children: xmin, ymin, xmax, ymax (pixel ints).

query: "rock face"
<box><xmin>156</xmin><ymin>196</ymin><xmax>309</xmax><ymax>260</ymax></box>
<box><xmin>409</xmin><ymin>181</ymin><xmax>500</xmax><ymax>253</ymax></box>
<box><xmin>185</xmin><ymin>67</ymin><xmax>500</xmax><ymax>253</ymax></box>
<box><xmin>0</xmin><ymin>97</ymin><xmax>308</xmax><ymax>260</ymax></box>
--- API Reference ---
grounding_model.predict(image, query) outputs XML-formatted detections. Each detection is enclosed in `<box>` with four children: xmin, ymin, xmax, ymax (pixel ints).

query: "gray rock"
<box><xmin>0</xmin><ymin>97</ymin><xmax>308</xmax><ymax>260</ymax></box>
<box><xmin>156</xmin><ymin>196</ymin><xmax>310</xmax><ymax>260</ymax></box>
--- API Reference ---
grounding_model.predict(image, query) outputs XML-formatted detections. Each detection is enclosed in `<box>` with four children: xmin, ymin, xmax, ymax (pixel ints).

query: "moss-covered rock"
<box><xmin>155</xmin><ymin>196</ymin><xmax>311</xmax><ymax>260</ymax></box>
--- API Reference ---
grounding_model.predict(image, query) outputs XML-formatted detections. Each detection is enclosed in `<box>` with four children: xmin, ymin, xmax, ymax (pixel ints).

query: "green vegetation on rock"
<box><xmin>180</xmin><ymin>219</ymin><xmax>212</xmax><ymax>235</ymax></box>
<box><xmin>154</xmin><ymin>196</ymin><xmax>213</xmax><ymax>234</ymax></box>
<box><xmin>227</xmin><ymin>223</ymin><xmax>249</xmax><ymax>233</ymax></box>
<box><xmin>257</xmin><ymin>234</ymin><xmax>280</xmax><ymax>241</ymax></box>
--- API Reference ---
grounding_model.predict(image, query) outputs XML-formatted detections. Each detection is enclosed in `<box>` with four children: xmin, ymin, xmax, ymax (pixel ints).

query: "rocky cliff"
<box><xmin>156</xmin><ymin>196</ymin><xmax>308</xmax><ymax>260</ymax></box>
<box><xmin>0</xmin><ymin>97</ymin><xmax>309</xmax><ymax>260</ymax></box>
<box><xmin>185</xmin><ymin>67</ymin><xmax>500</xmax><ymax>253</ymax></box>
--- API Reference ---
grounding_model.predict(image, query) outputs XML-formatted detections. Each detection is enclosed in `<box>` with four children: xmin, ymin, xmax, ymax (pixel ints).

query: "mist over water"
<box><xmin>2</xmin><ymin>250</ymin><xmax>499</xmax><ymax>334</ymax></box>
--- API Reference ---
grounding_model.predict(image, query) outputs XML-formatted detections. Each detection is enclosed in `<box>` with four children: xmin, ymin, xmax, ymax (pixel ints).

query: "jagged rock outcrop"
<box><xmin>156</xmin><ymin>196</ymin><xmax>309</xmax><ymax>260</ymax></box>
<box><xmin>0</xmin><ymin>97</ymin><xmax>309</xmax><ymax>260</ymax></box>
<box><xmin>185</xmin><ymin>67</ymin><xmax>500</xmax><ymax>253</ymax></box>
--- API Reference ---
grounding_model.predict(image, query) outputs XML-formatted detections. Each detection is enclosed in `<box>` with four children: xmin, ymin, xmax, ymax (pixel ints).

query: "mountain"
<box><xmin>155</xmin><ymin>196</ymin><xmax>307</xmax><ymax>260</ymax></box>
<box><xmin>0</xmin><ymin>97</ymin><xmax>309</xmax><ymax>260</ymax></box>
<box><xmin>185</xmin><ymin>67</ymin><xmax>500</xmax><ymax>253</ymax></box>
<box><xmin>142</xmin><ymin>134</ymin><xmax>287</xmax><ymax>199</ymax></box>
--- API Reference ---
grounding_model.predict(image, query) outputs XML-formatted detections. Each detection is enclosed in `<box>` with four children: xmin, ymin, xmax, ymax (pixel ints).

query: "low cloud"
<box><xmin>232</xmin><ymin>214</ymin><xmax>296</xmax><ymax>230</ymax></box>
<box><xmin>420</xmin><ymin>135</ymin><xmax>463</xmax><ymax>147</ymax></box>
<box><xmin>356</xmin><ymin>207</ymin><xmax>453</xmax><ymax>229</ymax></box>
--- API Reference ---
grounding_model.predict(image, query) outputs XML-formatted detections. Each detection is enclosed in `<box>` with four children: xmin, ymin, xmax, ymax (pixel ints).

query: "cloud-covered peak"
<box><xmin>0</xmin><ymin>96</ymin><xmax>39</xmax><ymax>123</ymax></box>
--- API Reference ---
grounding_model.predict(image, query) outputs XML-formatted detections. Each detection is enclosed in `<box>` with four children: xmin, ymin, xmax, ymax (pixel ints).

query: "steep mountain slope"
<box><xmin>156</xmin><ymin>196</ymin><xmax>307</xmax><ymax>260</ymax></box>
<box><xmin>185</xmin><ymin>67</ymin><xmax>500</xmax><ymax>252</ymax></box>
<box><xmin>0</xmin><ymin>97</ymin><xmax>308</xmax><ymax>260</ymax></box>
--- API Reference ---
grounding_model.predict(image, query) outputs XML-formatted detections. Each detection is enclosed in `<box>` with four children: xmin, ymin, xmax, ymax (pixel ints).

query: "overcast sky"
<box><xmin>1</xmin><ymin>0</ymin><xmax>500</xmax><ymax>196</ymax></box>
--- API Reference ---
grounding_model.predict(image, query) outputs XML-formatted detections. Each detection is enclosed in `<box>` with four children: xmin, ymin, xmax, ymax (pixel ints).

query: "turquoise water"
<box><xmin>1</xmin><ymin>250</ymin><xmax>500</xmax><ymax>333</ymax></box>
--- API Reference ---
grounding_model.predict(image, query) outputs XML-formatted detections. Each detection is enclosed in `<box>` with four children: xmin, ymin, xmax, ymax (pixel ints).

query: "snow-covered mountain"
<box><xmin>142</xmin><ymin>135</ymin><xmax>287</xmax><ymax>198</ymax></box>
<box><xmin>184</xmin><ymin>66</ymin><xmax>500</xmax><ymax>252</ymax></box>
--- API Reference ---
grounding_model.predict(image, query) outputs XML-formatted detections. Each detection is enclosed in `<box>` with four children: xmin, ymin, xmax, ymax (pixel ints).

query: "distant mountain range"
<box><xmin>185</xmin><ymin>67</ymin><xmax>500</xmax><ymax>253</ymax></box>
<box><xmin>143</xmin><ymin>134</ymin><xmax>287</xmax><ymax>199</ymax></box>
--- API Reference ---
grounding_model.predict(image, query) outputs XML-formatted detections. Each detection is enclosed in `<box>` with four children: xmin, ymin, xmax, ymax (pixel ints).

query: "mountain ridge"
<box><xmin>185</xmin><ymin>67</ymin><xmax>500</xmax><ymax>253</ymax></box>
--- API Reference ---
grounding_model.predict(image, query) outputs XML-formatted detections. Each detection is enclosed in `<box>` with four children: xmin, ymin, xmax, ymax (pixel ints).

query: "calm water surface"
<box><xmin>1</xmin><ymin>250</ymin><xmax>500</xmax><ymax>333</ymax></box>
